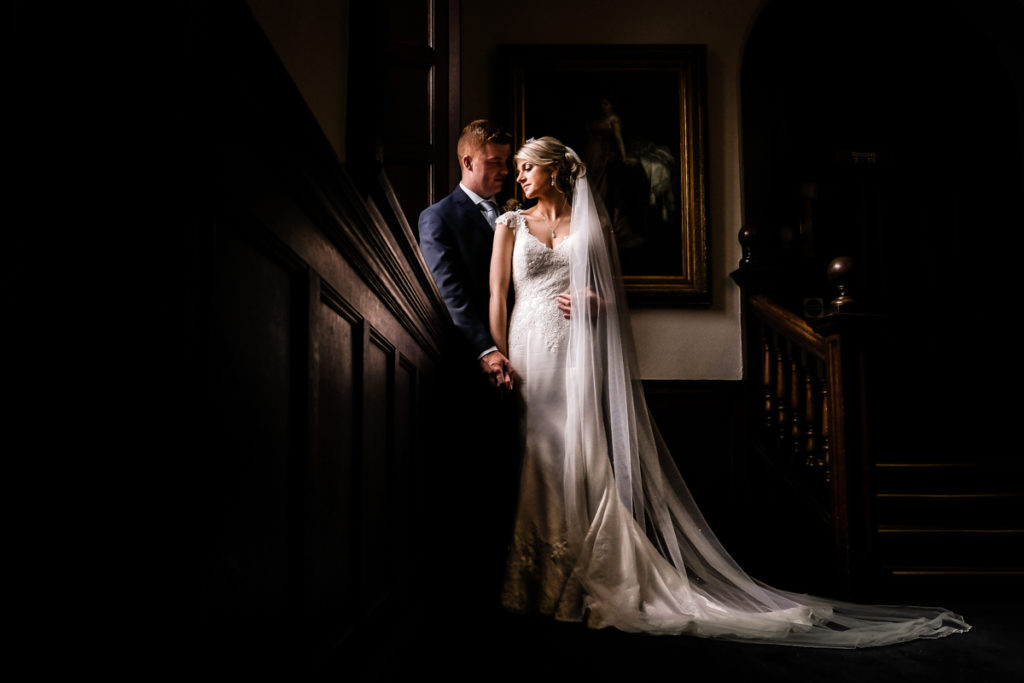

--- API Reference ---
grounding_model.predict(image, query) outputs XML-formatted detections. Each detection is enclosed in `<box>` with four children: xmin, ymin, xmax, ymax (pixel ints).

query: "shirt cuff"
<box><xmin>477</xmin><ymin>346</ymin><xmax>498</xmax><ymax>360</ymax></box>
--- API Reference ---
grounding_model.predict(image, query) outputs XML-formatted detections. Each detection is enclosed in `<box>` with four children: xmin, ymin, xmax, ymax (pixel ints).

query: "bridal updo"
<box><xmin>515</xmin><ymin>136</ymin><xmax>586</xmax><ymax>199</ymax></box>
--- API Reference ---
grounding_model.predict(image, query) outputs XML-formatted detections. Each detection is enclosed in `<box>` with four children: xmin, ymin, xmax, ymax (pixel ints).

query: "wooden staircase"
<box><xmin>870</xmin><ymin>461</ymin><xmax>1024</xmax><ymax>597</ymax></box>
<box><xmin>732</xmin><ymin>239</ymin><xmax>1024</xmax><ymax>599</ymax></box>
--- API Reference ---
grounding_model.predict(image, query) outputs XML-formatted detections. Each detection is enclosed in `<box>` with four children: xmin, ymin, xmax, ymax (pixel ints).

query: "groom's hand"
<box><xmin>557</xmin><ymin>288</ymin><xmax>602</xmax><ymax>319</ymax></box>
<box><xmin>557</xmin><ymin>292</ymin><xmax>572</xmax><ymax>319</ymax></box>
<box><xmin>480</xmin><ymin>350</ymin><xmax>515</xmax><ymax>392</ymax></box>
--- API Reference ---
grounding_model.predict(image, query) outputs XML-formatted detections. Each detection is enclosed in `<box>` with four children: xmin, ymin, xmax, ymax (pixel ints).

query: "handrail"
<box><xmin>749</xmin><ymin>294</ymin><xmax>826</xmax><ymax>356</ymax></box>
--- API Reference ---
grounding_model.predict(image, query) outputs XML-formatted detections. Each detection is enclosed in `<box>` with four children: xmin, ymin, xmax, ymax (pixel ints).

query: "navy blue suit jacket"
<box><xmin>418</xmin><ymin>186</ymin><xmax>498</xmax><ymax>357</ymax></box>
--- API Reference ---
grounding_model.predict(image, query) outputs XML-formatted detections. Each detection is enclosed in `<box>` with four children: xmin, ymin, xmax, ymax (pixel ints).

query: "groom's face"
<box><xmin>463</xmin><ymin>142</ymin><xmax>510</xmax><ymax>198</ymax></box>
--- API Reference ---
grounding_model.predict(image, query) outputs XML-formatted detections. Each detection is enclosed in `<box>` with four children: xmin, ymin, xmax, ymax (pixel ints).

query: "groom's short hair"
<box><xmin>457</xmin><ymin>119</ymin><xmax>512</xmax><ymax>159</ymax></box>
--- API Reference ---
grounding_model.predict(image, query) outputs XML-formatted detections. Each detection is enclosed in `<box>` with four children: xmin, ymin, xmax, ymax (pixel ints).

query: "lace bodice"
<box><xmin>498</xmin><ymin>210</ymin><xmax>571</xmax><ymax>356</ymax></box>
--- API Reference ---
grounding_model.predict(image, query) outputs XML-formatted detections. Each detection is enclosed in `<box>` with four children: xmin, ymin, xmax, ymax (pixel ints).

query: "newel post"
<box><xmin>809</xmin><ymin>257</ymin><xmax>884</xmax><ymax>597</ymax></box>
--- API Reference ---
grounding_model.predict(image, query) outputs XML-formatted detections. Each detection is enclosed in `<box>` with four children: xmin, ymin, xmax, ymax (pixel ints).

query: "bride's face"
<box><xmin>516</xmin><ymin>161</ymin><xmax>555</xmax><ymax>199</ymax></box>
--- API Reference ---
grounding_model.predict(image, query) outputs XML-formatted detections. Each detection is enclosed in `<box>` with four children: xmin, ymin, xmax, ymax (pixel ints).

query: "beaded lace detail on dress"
<box><xmin>498</xmin><ymin>210</ymin><xmax>571</xmax><ymax>356</ymax></box>
<box><xmin>501</xmin><ymin>525</ymin><xmax>584</xmax><ymax>621</ymax></box>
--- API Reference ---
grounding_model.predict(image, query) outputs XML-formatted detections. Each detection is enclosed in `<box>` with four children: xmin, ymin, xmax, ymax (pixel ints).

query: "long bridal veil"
<box><xmin>560</xmin><ymin>148</ymin><xmax>969</xmax><ymax>647</ymax></box>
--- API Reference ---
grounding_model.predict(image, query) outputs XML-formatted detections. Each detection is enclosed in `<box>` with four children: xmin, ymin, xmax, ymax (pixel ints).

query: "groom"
<box><xmin>418</xmin><ymin>119</ymin><xmax>515</xmax><ymax>389</ymax></box>
<box><xmin>418</xmin><ymin>120</ymin><xmax>518</xmax><ymax>614</ymax></box>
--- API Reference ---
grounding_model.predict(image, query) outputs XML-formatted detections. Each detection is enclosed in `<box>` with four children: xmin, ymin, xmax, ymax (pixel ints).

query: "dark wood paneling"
<box><xmin>202</xmin><ymin>224</ymin><xmax>306</xmax><ymax>623</ymax></box>
<box><xmin>183</xmin><ymin>2</ymin><xmax>451</xmax><ymax>666</ymax></box>
<box><xmin>382</xmin><ymin>165</ymin><xmax>432</xmax><ymax>229</ymax></box>
<box><xmin>392</xmin><ymin>357</ymin><xmax>417</xmax><ymax>577</ymax></box>
<box><xmin>360</xmin><ymin>329</ymin><xmax>394</xmax><ymax>605</ymax></box>
<box><xmin>385</xmin><ymin>65</ymin><xmax>431</xmax><ymax>146</ymax></box>
<box><xmin>388</xmin><ymin>0</ymin><xmax>431</xmax><ymax>45</ymax></box>
<box><xmin>307</xmin><ymin>282</ymin><xmax>360</xmax><ymax>622</ymax></box>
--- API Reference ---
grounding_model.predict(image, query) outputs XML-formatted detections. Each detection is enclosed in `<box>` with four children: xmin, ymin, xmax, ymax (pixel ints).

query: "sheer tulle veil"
<box><xmin>558</xmin><ymin>144</ymin><xmax>969</xmax><ymax>647</ymax></box>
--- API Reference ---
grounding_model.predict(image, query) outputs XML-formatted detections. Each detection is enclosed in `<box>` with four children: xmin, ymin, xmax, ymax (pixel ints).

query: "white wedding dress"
<box><xmin>493</xmin><ymin>171</ymin><xmax>969</xmax><ymax>648</ymax></box>
<box><xmin>499</xmin><ymin>210</ymin><xmax>584</xmax><ymax>621</ymax></box>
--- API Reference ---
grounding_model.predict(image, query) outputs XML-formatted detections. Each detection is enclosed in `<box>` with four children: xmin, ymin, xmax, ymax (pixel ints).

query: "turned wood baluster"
<box><xmin>820</xmin><ymin>378</ymin><xmax>832</xmax><ymax>485</ymax></box>
<box><xmin>791</xmin><ymin>349</ymin><xmax>809</xmax><ymax>467</ymax></box>
<box><xmin>761</xmin><ymin>331</ymin><xmax>774</xmax><ymax>430</ymax></box>
<box><xmin>775</xmin><ymin>335</ymin><xmax>789</xmax><ymax>443</ymax></box>
<box><xmin>803</xmin><ymin>365</ymin><xmax>821</xmax><ymax>469</ymax></box>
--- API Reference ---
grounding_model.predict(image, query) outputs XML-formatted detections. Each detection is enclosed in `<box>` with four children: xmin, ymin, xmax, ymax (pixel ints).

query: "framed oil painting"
<box><xmin>497</xmin><ymin>45</ymin><xmax>710</xmax><ymax>304</ymax></box>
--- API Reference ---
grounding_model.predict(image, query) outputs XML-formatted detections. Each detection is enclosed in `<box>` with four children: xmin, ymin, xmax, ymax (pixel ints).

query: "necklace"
<box><xmin>547</xmin><ymin>197</ymin><xmax>568</xmax><ymax>242</ymax></box>
<box><xmin>549</xmin><ymin>213</ymin><xmax>563</xmax><ymax>242</ymax></box>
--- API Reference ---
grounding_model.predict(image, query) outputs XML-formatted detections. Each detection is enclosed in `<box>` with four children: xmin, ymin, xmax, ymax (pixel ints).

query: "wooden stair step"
<box><xmin>873</xmin><ymin>492</ymin><xmax>1024</xmax><ymax>526</ymax></box>
<box><xmin>873</xmin><ymin>526</ymin><xmax>1024</xmax><ymax>566</ymax></box>
<box><xmin>871</xmin><ymin>565</ymin><xmax>1024</xmax><ymax>600</ymax></box>
<box><xmin>881</xmin><ymin>566</ymin><xmax>1024</xmax><ymax>577</ymax></box>
<box><xmin>873</xmin><ymin>461</ymin><xmax>1024</xmax><ymax>493</ymax></box>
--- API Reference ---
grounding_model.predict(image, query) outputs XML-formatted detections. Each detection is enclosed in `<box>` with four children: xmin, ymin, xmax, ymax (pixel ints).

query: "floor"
<box><xmin>373</xmin><ymin>597</ymin><xmax>1022</xmax><ymax>682</ymax></box>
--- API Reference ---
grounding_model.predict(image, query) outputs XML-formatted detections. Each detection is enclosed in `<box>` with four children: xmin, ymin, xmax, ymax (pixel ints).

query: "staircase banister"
<box><xmin>749</xmin><ymin>294</ymin><xmax>827</xmax><ymax>356</ymax></box>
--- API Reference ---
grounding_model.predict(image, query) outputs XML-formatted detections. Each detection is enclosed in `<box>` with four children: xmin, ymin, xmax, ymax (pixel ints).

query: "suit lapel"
<box><xmin>452</xmin><ymin>186</ymin><xmax>492</xmax><ymax>235</ymax></box>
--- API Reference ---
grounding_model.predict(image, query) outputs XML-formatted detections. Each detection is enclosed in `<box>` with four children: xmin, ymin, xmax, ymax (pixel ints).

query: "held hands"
<box><xmin>480</xmin><ymin>350</ymin><xmax>516</xmax><ymax>393</ymax></box>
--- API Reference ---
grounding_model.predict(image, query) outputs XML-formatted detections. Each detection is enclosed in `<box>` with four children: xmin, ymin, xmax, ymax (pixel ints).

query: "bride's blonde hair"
<box><xmin>515</xmin><ymin>136</ymin><xmax>586</xmax><ymax>199</ymax></box>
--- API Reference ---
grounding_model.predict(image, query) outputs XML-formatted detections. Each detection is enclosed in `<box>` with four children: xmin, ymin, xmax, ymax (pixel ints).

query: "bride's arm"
<box><xmin>489</xmin><ymin>221</ymin><xmax>515</xmax><ymax>358</ymax></box>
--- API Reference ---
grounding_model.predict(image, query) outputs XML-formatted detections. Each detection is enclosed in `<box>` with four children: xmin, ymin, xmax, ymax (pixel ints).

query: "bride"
<box><xmin>487</xmin><ymin>136</ymin><xmax>969</xmax><ymax>648</ymax></box>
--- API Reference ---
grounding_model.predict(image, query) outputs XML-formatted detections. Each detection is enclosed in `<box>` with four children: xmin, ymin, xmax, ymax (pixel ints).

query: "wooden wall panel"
<box><xmin>385</xmin><ymin>65</ymin><xmax>431</xmax><ymax>146</ymax></box>
<box><xmin>392</xmin><ymin>357</ymin><xmax>417</xmax><ymax>574</ymax></box>
<box><xmin>306</xmin><ymin>283</ymin><xmax>359</xmax><ymax>622</ymax></box>
<box><xmin>202</xmin><ymin>226</ymin><xmax>303</xmax><ymax>622</ymax></box>
<box><xmin>360</xmin><ymin>331</ymin><xmax>394</xmax><ymax>606</ymax></box>
<box><xmin>382</xmin><ymin>165</ymin><xmax>432</xmax><ymax>231</ymax></box>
